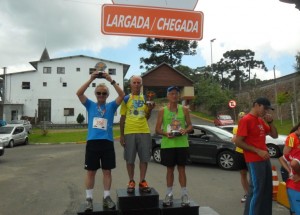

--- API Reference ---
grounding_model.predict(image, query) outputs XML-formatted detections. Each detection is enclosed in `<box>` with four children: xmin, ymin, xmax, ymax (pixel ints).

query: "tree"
<box><xmin>222</xmin><ymin>49</ymin><xmax>267</xmax><ymax>91</ymax></box>
<box><xmin>295</xmin><ymin>51</ymin><xmax>300</xmax><ymax>73</ymax></box>
<box><xmin>76</xmin><ymin>113</ymin><xmax>85</xmax><ymax>124</ymax></box>
<box><xmin>138</xmin><ymin>38</ymin><xmax>198</xmax><ymax>70</ymax></box>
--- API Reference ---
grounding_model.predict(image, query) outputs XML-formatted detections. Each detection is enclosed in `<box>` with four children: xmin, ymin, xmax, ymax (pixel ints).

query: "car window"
<box><xmin>0</xmin><ymin>127</ymin><xmax>13</xmax><ymax>134</ymax></box>
<box><xmin>189</xmin><ymin>128</ymin><xmax>206</xmax><ymax>138</ymax></box>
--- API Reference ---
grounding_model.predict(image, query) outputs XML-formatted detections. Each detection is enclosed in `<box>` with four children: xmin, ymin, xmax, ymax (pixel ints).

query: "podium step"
<box><xmin>77</xmin><ymin>203</ymin><xmax>119</xmax><ymax>215</ymax></box>
<box><xmin>159</xmin><ymin>199</ymin><xmax>200</xmax><ymax>215</ymax></box>
<box><xmin>117</xmin><ymin>188</ymin><xmax>159</xmax><ymax>210</ymax></box>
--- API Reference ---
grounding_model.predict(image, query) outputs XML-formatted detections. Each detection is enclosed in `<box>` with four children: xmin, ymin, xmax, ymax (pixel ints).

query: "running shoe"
<box><xmin>127</xmin><ymin>180</ymin><xmax>135</xmax><ymax>193</ymax></box>
<box><xmin>181</xmin><ymin>194</ymin><xmax>190</xmax><ymax>207</ymax></box>
<box><xmin>139</xmin><ymin>179</ymin><xmax>151</xmax><ymax>193</ymax></box>
<box><xmin>241</xmin><ymin>195</ymin><xmax>247</xmax><ymax>203</ymax></box>
<box><xmin>163</xmin><ymin>193</ymin><xmax>173</xmax><ymax>207</ymax></box>
<box><xmin>85</xmin><ymin>198</ymin><xmax>93</xmax><ymax>211</ymax></box>
<box><xmin>103</xmin><ymin>196</ymin><xmax>116</xmax><ymax>209</ymax></box>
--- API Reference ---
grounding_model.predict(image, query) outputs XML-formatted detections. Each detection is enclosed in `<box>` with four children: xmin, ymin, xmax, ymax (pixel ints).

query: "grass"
<box><xmin>29</xmin><ymin>127</ymin><xmax>120</xmax><ymax>144</ymax></box>
<box><xmin>28</xmin><ymin>113</ymin><xmax>294</xmax><ymax>144</ymax></box>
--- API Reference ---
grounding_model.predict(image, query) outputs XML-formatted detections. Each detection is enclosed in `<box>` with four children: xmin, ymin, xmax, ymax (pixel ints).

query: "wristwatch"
<box><xmin>111</xmin><ymin>80</ymin><xmax>116</xmax><ymax>85</ymax></box>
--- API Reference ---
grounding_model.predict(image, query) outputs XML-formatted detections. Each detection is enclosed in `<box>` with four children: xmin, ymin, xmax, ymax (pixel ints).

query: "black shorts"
<box><xmin>235</xmin><ymin>152</ymin><xmax>248</xmax><ymax>171</ymax></box>
<box><xmin>161</xmin><ymin>147</ymin><xmax>189</xmax><ymax>167</ymax></box>
<box><xmin>85</xmin><ymin>139</ymin><xmax>116</xmax><ymax>171</ymax></box>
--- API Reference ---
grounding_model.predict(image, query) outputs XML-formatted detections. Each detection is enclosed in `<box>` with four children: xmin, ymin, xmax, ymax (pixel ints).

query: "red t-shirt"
<box><xmin>283</xmin><ymin>149</ymin><xmax>300</xmax><ymax>191</ymax></box>
<box><xmin>285</xmin><ymin>133</ymin><xmax>300</xmax><ymax>149</ymax></box>
<box><xmin>237</xmin><ymin>114</ymin><xmax>270</xmax><ymax>162</ymax></box>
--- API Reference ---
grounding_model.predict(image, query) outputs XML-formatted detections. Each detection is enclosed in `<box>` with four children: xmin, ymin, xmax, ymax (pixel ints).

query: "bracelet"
<box><xmin>110</xmin><ymin>80</ymin><xmax>116</xmax><ymax>85</ymax></box>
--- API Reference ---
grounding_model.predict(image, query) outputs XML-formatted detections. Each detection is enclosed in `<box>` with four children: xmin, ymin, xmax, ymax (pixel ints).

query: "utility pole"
<box><xmin>273</xmin><ymin>65</ymin><xmax>279</xmax><ymax>120</ymax></box>
<box><xmin>210</xmin><ymin>38</ymin><xmax>216</xmax><ymax>79</ymax></box>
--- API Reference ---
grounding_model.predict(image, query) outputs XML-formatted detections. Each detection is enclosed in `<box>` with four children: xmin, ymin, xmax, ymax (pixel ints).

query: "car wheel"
<box><xmin>8</xmin><ymin>140</ymin><xmax>14</xmax><ymax>148</ymax></box>
<box><xmin>152</xmin><ymin>147</ymin><xmax>161</xmax><ymax>163</ymax></box>
<box><xmin>217</xmin><ymin>151</ymin><xmax>236</xmax><ymax>170</ymax></box>
<box><xmin>267</xmin><ymin>144</ymin><xmax>280</xmax><ymax>158</ymax></box>
<box><xmin>24</xmin><ymin>138</ymin><xmax>29</xmax><ymax>145</ymax></box>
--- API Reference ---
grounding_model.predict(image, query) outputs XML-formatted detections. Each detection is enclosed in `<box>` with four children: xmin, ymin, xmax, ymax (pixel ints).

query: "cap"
<box><xmin>167</xmin><ymin>86</ymin><xmax>180</xmax><ymax>93</ymax></box>
<box><xmin>238</xmin><ymin>112</ymin><xmax>246</xmax><ymax>117</ymax></box>
<box><xmin>254</xmin><ymin>97</ymin><xmax>274</xmax><ymax>110</ymax></box>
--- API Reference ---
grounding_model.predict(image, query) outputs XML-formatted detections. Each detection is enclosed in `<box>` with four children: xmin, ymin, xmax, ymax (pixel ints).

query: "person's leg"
<box><xmin>102</xmin><ymin>169</ymin><xmax>112</xmax><ymax>196</ymax></box>
<box><xmin>240</xmin><ymin>169</ymin><xmax>249</xmax><ymax>192</ymax></box>
<box><xmin>178</xmin><ymin>165</ymin><xmax>187</xmax><ymax>187</ymax></box>
<box><xmin>85</xmin><ymin>170</ymin><xmax>97</xmax><ymax>191</ymax></box>
<box><xmin>124</xmin><ymin>134</ymin><xmax>137</xmax><ymax>192</ymax></box>
<box><xmin>140</xmin><ymin>162</ymin><xmax>148</xmax><ymax>182</ymax></box>
<box><xmin>167</xmin><ymin>166</ymin><xmax>175</xmax><ymax>188</ymax></box>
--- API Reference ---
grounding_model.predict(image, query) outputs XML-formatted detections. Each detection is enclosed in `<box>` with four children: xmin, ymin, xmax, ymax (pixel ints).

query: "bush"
<box><xmin>77</xmin><ymin>113</ymin><xmax>85</xmax><ymax>124</ymax></box>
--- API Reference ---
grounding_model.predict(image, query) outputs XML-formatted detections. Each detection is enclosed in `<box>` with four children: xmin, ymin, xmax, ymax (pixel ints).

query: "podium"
<box><xmin>77</xmin><ymin>188</ymin><xmax>199</xmax><ymax>215</ymax></box>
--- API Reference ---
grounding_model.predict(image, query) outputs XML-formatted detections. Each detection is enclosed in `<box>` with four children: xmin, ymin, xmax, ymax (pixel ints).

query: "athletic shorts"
<box><xmin>235</xmin><ymin>152</ymin><xmax>248</xmax><ymax>171</ymax></box>
<box><xmin>124</xmin><ymin>133</ymin><xmax>151</xmax><ymax>164</ymax></box>
<box><xmin>84</xmin><ymin>139</ymin><xmax>116</xmax><ymax>171</ymax></box>
<box><xmin>287</xmin><ymin>188</ymin><xmax>300</xmax><ymax>214</ymax></box>
<box><xmin>161</xmin><ymin>147</ymin><xmax>189</xmax><ymax>167</ymax></box>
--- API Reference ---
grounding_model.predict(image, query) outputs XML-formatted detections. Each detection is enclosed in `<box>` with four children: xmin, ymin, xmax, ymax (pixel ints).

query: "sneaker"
<box><xmin>139</xmin><ymin>179</ymin><xmax>151</xmax><ymax>193</ymax></box>
<box><xmin>181</xmin><ymin>194</ymin><xmax>190</xmax><ymax>207</ymax></box>
<box><xmin>85</xmin><ymin>198</ymin><xmax>93</xmax><ymax>212</ymax></box>
<box><xmin>163</xmin><ymin>193</ymin><xmax>173</xmax><ymax>207</ymax></box>
<box><xmin>103</xmin><ymin>196</ymin><xmax>116</xmax><ymax>209</ymax></box>
<box><xmin>241</xmin><ymin>195</ymin><xmax>247</xmax><ymax>203</ymax></box>
<box><xmin>127</xmin><ymin>180</ymin><xmax>135</xmax><ymax>193</ymax></box>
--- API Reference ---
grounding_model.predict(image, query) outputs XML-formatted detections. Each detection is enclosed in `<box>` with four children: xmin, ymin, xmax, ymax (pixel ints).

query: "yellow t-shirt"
<box><xmin>120</xmin><ymin>94</ymin><xmax>150</xmax><ymax>134</ymax></box>
<box><xmin>233</xmin><ymin>126</ymin><xmax>243</xmax><ymax>153</ymax></box>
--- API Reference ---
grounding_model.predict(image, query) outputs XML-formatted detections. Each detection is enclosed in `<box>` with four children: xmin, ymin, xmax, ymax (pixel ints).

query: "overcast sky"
<box><xmin>1</xmin><ymin>0</ymin><xmax>300</xmax><ymax>80</ymax></box>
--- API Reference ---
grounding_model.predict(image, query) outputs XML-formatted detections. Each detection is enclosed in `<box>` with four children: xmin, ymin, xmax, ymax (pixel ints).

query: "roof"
<box><xmin>30</xmin><ymin>55</ymin><xmax>130</xmax><ymax>77</ymax></box>
<box><xmin>141</xmin><ymin>62</ymin><xmax>194</xmax><ymax>84</ymax></box>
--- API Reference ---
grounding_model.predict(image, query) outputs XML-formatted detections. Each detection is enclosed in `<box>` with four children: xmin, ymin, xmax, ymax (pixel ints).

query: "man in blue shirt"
<box><xmin>77</xmin><ymin>70</ymin><xmax>124</xmax><ymax>211</ymax></box>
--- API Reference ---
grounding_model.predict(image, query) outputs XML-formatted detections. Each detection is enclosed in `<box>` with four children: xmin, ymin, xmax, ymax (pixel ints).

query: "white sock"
<box><xmin>166</xmin><ymin>187</ymin><xmax>173</xmax><ymax>195</ymax></box>
<box><xmin>181</xmin><ymin>187</ymin><xmax>188</xmax><ymax>196</ymax></box>
<box><xmin>86</xmin><ymin>189</ymin><xmax>93</xmax><ymax>199</ymax></box>
<box><xmin>104</xmin><ymin>190</ymin><xmax>110</xmax><ymax>198</ymax></box>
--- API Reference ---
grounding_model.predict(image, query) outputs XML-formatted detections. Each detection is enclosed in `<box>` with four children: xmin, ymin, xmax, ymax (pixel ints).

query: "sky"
<box><xmin>0</xmin><ymin>0</ymin><xmax>300</xmax><ymax>80</ymax></box>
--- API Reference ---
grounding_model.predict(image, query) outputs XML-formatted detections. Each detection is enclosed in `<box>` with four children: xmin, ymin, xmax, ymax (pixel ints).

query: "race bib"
<box><xmin>93</xmin><ymin>117</ymin><xmax>107</xmax><ymax>130</ymax></box>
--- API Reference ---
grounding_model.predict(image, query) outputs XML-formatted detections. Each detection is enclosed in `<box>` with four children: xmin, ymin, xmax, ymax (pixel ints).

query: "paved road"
<box><xmin>0</xmin><ymin>110</ymin><xmax>290</xmax><ymax>215</ymax></box>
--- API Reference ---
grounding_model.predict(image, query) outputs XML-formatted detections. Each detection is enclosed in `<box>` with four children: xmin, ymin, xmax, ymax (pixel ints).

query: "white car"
<box><xmin>9</xmin><ymin>120</ymin><xmax>32</xmax><ymax>133</ymax></box>
<box><xmin>219</xmin><ymin>125</ymin><xmax>286</xmax><ymax>158</ymax></box>
<box><xmin>0</xmin><ymin>124</ymin><xmax>29</xmax><ymax>148</ymax></box>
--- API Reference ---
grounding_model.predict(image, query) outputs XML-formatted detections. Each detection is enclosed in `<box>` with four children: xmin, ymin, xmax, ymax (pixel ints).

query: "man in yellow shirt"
<box><xmin>119</xmin><ymin>75</ymin><xmax>155</xmax><ymax>193</ymax></box>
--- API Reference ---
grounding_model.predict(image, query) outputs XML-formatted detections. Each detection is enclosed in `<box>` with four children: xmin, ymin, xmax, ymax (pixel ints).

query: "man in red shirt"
<box><xmin>236</xmin><ymin>97</ymin><xmax>278</xmax><ymax>215</ymax></box>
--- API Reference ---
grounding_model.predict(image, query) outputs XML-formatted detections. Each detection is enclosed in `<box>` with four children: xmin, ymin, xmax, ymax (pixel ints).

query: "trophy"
<box><xmin>146</xmin><ymin>91</ymin><xmax>156</xmax><ymax>104</ymax></box>
<box><xmin>95</xmin><ymin>62</ymin><xmax>107</xmax><ymax>78</ymax></box>
<box><xmin>170</xmin><ymin>119</ymin><xmax>182</xmax><ymax>137</ymax></box>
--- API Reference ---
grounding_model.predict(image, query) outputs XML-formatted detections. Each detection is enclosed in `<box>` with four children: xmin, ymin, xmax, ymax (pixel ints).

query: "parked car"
<box><xmin>9</xmin><ymin>120</ymin><xmax>32</xmax><ymax>133</ymax></box>
<box><xmin>0</xmin><ymin>120</ymin><xmax>7</xmax><ymax>127</ymax></box>
<box><xmin>0</xmin><ymin>124</ymin><xmax>29</xmax><ymax>148</ymax></box>
<box><xmin>219</xmin><ymin>125</ymin><xmax>286</xmax><ymax>158</ymax></box>
<box><xmin>214</xmin><ymin>114</ymin><xmax>234</xmax><ymax>126</ymax></box>
<box><xmin>0</xmin><ymin>140</ymin><xmax>4</xmax><ymax>156</ymax></box>
<box><xmin>152</xmin><ymin>124</ymin><xmax>238</xmax><ymax>170</ymax></box>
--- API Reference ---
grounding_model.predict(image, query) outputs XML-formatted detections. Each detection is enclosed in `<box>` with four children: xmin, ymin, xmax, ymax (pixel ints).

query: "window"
<box><xmin>57</xmin><ymin>67</ymin><xmax>65</xmax><ymax>74</ymax></box>
<box><xmin>64</xmin><ymin>108</ymin><xmax>74</xmax><ymax>116</ymax></box>
<box><xmin>62</xmin><ymin>82</ymin><xmax>67</xmax><ymax>87</ymax></box>
<box><xmin>43</xmin><ymin>82</ymin><xmax>47</xmax><ymax>87</ymax></box>
<box><xmin>76</xmin><ymin>68</ymin><xmax>80</xmax><ymax>72</ymax></box>
<box><xmin>89</xmin><ymin>68</ymin><xmax>96</xmax><ymax>74</ymax></box>
<box><xmin>108</xmin><ymin>68</ymin><xmax>116</xmax><ymax>75</ymax></box>
<box><xmin>92</xmin><ymin>83</ymin><xmax>96</xmax><ymax>87</ymax></box>
<box><xmin>22</xmin><ymin>82</ymin><xmax>30</xmax><ymax>89</ymax></box>
<box><xmin>43</xmin><ymin>67</ymin><xmax>51</xmax><ymax>74</ymax></box>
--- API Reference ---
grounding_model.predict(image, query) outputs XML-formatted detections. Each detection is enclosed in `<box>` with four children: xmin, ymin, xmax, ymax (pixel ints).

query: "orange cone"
<box><xmin>272</xmin><ymin>166</ymin><xmax>279</xmax><ymax>201</ymax></box>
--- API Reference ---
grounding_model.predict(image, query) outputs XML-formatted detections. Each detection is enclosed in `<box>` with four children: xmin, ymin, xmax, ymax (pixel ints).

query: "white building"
<box><xmin>0</xmin><ymin>48</ymin><xmax>129</xmax><ymax>124</ymax></box>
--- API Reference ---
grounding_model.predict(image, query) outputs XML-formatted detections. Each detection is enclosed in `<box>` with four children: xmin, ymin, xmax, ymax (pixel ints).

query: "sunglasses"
<box><xmin>96</xmin><ymin>92</ymin><xmax>107</xmax><ymax>96</ymax></box>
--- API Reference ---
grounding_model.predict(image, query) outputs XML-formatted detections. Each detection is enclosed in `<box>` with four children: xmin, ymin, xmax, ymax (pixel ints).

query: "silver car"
<box><xmin>0</xmin><ymin>140</ymin><xmax>4</xmax><ymax>156</ymax></box>
<box><xmin>219</xmin><ymin>125</ymin><xmax>286</xmax><ymax>158</ymax></box>
<box><xmin>0</xmin><ymin>124</ymin><xmax>29</xmax><ymax>148</ymax></box>
<box><xmin>10</xmin><ymin>120</ymin><xmax>32</xmax><ymax>133</ymax></box>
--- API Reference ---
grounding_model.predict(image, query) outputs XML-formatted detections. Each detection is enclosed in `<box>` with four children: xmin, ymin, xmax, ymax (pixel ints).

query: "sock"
<box><xmin>166</xmin><ymin>187</ymin><xmax>173</xmax><ymax>195</ymax></box>
<box><xmin>86</xmin><ymin>189</ymin><xmax>93</xmax><ymax>199</ymax></box>
<box><xmin>181</xmin><ymin>187</ymin><xmax>188</xmax><ymax>196</ymax></box>
<box><xmin>104</xmin><ymin>190</ymin><xmax>110</xmax><ymax>198</ymax></box>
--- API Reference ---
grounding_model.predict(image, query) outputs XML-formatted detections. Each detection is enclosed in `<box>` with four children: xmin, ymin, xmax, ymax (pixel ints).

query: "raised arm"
<box><xmin>76</xmin><ymin>71</ymin><xmax>98</xmax><ymax>104</ymax></box>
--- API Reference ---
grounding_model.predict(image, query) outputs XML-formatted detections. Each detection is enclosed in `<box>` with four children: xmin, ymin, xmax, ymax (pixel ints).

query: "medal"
<box><xmin>133</xmin><ymin>110</ymin><xmax>139</xmax><ymax>115</ymax></box>
<box><xmin>97</xmin><ymin>104</ymin><xmax>106</xmax><ymax>117</ymax></box>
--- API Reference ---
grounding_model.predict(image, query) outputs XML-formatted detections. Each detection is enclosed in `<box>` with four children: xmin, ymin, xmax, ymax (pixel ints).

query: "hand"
<box><xmin>166</xmin><ymin>133</ymin><xmax>175</xmax><ymax>138</ymax></box>
<box><xmin>180</xmin><ymin>128</ymin><xmax>188</xmax><ymax>135</ymax></box>
<box><xmin>264</xmin><ymin>113</ymin><xmax>273</xmax><ymax>124</ymax></box>
<box><xmin>256</xmin><ymin>149</ymin><xmax>270</xmax><ymax>160</ymax></box>
<box><xmin>91</xmin><ymin>71</ymin><xmax>99</xmax><ymax>80</ymax></box>
<box><xmin>119</xmin><ymin>135</ymin><xmax>125</xmax><ymax>147</ymax></box>
<box><xmin>102</xmin><ymin>72</ymin><xmax>112</xmax><ymax>82</ymax></box>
